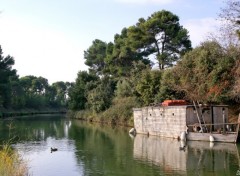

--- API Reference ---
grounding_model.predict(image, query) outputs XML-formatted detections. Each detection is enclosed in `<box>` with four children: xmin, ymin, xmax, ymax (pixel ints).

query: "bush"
<box><xmin>0</xmin><ymin>143</ymin><xmax>28</xmax><ymax>176</ymax></box>
<box><xmin>100</xmin><ymin>97</ymin><xmax>141</xmax><ymax>126</ymax></box>
<box><xmin>68</xmin><ymin>96</ymin><xmax>141</xmax><ymax>126</ymax></box>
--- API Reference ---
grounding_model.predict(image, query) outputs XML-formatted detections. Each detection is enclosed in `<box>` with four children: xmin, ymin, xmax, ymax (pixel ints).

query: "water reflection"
<box><xmin>0</xmin><ymin>115</ymin><xmax>69</xmax><ymax>142</ymax></box>
<box><xmin>1</xmin><ymin>116</ymin><xmax>240</xmax><ymax>176</ymax></box>
<box><xmin>133</xmin><ymin>134</ymin><xmax>240</xmax><ymax>175</ymax></box>
<box><xmin>15</xmin><ymin>137</ymin><xmax>83</xmax><ymax>176</ymax></box>
<box><xmin>0</xmin><ymin>116</ymin><xmax>81</xmax><ymax>176</ymax></box>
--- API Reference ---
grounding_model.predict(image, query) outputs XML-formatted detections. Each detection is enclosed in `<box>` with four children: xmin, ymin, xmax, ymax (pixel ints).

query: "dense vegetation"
<box><xmin>67</xmin><ymin>4</ymin><xmax>240</xmax><ymax>125</ymax></box>
<box><xmin>1</xmin><ymin>2</ymin><xmax>240</xmax><ymax>125</ymax></box>
<box><xmin>0</xmin><ymin>47</ymin><xmax>71</xmax><ymax>114</ymax></box>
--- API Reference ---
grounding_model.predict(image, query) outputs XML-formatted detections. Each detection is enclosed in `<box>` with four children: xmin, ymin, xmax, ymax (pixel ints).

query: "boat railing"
<box><xmin>187</xmin><ymin>122</ymin><xmax>240</xmax><ymax>134</ymax></box>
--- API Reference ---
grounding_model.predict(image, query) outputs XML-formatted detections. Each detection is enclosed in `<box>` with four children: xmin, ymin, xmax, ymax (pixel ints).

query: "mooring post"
<box><xmin>222</xmin><ymin>108</ymin><xmax>225</xmax><ymax>134</ymax></box>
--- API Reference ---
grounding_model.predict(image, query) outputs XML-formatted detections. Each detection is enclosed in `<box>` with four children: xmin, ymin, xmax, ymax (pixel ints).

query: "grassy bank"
<box><xmin>67</xmin><ymin>97</ymin><xmax>140</xmax><ymax>127</ymax></box>
<box><xmin>0</xmin><ymin>143</ymin><xmax>28</xmax><ymax>176</ymax></box>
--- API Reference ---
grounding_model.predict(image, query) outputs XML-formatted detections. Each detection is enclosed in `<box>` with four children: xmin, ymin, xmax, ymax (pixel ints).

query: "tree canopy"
<box><xmin>84</xmin><ymin>39</ymin><xmax>107</xmax><ymax>76</ymax></box>
<box><xmin>127</xmin><ymin>10</ymin><xmax>192</xmax><ymax>69</ymax></box>
<box><xmin>2</xmin><ymin>5</ymin><xmax>240</xmax><ymax>122</ymax></box>
<box><xmin>0</xmin><ymin>46</ymin><xmax>71</xmax><ymax>110</ymax></box>
<box><xmin>0</xmin><ymin>46</ymin><xmax>17</xmax><ymax>108</ymax></box>
<box><xmin>173</xmin><ymin>41</ymin><xmax>236</xmax><ymax>103</ymax></box>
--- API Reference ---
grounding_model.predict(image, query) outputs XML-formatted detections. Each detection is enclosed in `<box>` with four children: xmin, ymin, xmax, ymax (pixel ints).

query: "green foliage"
<box><xmin>68</xmin><ymin>71</ymin><xmax>99</xmax><ymax>110</ymax></box>
<box><xmin>100</xmin><ymin>97</ymin><xmax>140</xmax><ymax>125</ymax></box>
<box><xmin>0</xmin><ymin>44</ymin><xmax>71</xmax><ymax>110</ymax></box>
<box><xmin>156</xmin><ymin>69</ymin><xmax>185</xmax><ymax>102</ymax></box>
<box><xmin>84</xmin><ymin>39</ymin><xmax>107</xmax><ymax>76</ymax></box>
<box><xmin>19</xmin><ymin>75</ymin><xmax>70</xmax><ymax>109</ymax></box>
<box><xmin>10</xmin><ymin>79</ymin><xmax>25</xmax><ymax>109</ymax></box>
<box><xmin>87</xmin><ymin>77</ymin><xmax>115</xmax><ymax>113</ymax></box>
<box><xmin>175</xmin><ymin>41</ymin><xmax>235</xmax><ymax>103</ymax></box>
<box><xmin>0</xmin><ymin>46</ymin><xmax>18</xmax><ymax>108</ymax></box>
<box><xmin>105</xmin><ymin>28</ymin><xmax>150</xmax><ymax>78</ymax></box>
<box><xmin>115</xmin><ymin>78</ymin><xmax>133</xmax><ymax>98</ymax></box>
<box><xmin>135</xmin><ymin>69</ymin><xmax>162</xmax><ymax>105</ymax></box>
<box><xmin>51</xmin><ymin>81</ymin><xmax>70</xmax><ymax>107</ymax></box>
<box><xmin>3</xmin><ymin>7</ymin><xmax>240</xmax><ymax>124</ymax></box>
<box><xmin>228</xmin><ymin>48</ymin><xmax>240</xmax><ymax>102</ymax></box>
<box><xmin>127</xmin><ymin>10</ymin><xmax>192</xmax><ymax>70</ymax></box>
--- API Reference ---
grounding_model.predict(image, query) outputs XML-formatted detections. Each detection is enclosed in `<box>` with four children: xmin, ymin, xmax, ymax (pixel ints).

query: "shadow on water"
<box><xmin>133</xmin><ymin>134</ymin><xmax>240</xmax><ymax>176</ymax></box>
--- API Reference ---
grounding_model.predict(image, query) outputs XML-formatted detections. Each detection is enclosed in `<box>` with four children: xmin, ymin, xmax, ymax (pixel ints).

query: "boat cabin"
<box><xmin>133</xmin><ymin>100</ymin><xmax>239</xmax><ymax>143</ymax></box>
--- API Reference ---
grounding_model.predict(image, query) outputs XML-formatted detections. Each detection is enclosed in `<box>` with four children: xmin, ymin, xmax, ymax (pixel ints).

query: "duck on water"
<box><xmin>51</xmin><ymin>147</ymin><xmax>58</xmax><ymax>152</ymax></box>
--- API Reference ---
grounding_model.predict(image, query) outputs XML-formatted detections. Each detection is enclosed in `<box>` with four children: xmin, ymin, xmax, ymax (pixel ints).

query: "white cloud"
<box><xmin>183</xmin><ymin>17</ymin><xmax>221</xmax><ymax>47</ymax></box>
<box><xmin>115</xmin><ymin>0</ymin><xmax>174</xmax><ymax>4</ymax></box>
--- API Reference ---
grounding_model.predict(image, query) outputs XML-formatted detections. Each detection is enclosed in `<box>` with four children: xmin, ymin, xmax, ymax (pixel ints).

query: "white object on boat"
<box><xmin>209</xmin><ymin>135</ymin><xmax>215</xmax><ymax>142</ymax></box>
<box><xmin>180</xmin><ymin>132</ymin><xmax>186</xmax><ymax>141</ymax></box>
<box><xmin>129</xmin><ymin>128</ymin><xmax>136</xmax><ymax>136</ymax></box>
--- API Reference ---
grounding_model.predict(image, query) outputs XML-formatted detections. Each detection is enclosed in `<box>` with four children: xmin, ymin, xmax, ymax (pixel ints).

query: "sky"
<box><xmin>0</xmin><ymin>0</ymin><xmax>225</xmax><ymax>84</ymax></box>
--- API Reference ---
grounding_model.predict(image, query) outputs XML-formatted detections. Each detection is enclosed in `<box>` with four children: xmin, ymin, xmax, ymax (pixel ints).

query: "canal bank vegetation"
<box><xmin>67</xmin><ymin>1</ymin><xmax>240</xmax><ymax>125</ymax></box>
<box><xmin>1</xmin><ymin>1</ymin><xmax>240</xmax><ymax>126</ymax></box>
<box><xmin>0</xmin><ymin>47</ymin><xmax>70</xmax><ymax>117</ymax></box>
<box><xmin>0</xmin><ymin>143</ymin><xmax>28</xmax><ymax>176</ymax></box>
<box><xmin>67</xmin><ymin>96</ymin><xmax>139</xmax><ymax>126</ymax></box>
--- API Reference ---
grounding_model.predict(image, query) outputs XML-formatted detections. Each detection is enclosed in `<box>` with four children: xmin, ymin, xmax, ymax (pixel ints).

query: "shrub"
<box><xmin>0</xmin><ymin>143</ymin><xmax>28</xmax><ymax>176</ymax></box>
<box><xmin>100</xmin><ymin>97</ymin><xmax>140</xmax><ymax>126</ymax></box>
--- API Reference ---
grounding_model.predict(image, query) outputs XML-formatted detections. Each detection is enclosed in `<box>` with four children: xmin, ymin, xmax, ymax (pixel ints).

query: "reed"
<box><xmin>0</xmin><ymin>142</ymin><xmax>29</xmax><ymax>176</ymax></box>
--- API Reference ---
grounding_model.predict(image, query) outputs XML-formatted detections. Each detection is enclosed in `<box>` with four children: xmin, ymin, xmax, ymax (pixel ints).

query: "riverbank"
<box><xmin>67</xmin><ymin>110</ymin><xmax>134</xmax><ymax>127</ymax></box>
<box><xmin>67</xmin><ymin>102</ymin><xmax>240</xmax><ymax>128</ymax></box>
<box><xmin>67</xmin><ymin>97</ymin><xmax>138</xmax><ymax>127</ymax></box>
<box><xmin>0</xmin><ymin>108</ymin><xmax>67</xmax><ymax>118</ymax></box>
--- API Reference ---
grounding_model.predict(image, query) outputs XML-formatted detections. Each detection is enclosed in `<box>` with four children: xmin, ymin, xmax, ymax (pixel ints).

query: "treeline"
<box><xmin>67</xmin><ymin>3</ymin><xmax>240</xmax><ymax>125</ymax></box>
<box><xmin>0</xmin><ymin>47</ymin><xmax>71</xmax><ymax>111</ymax></box>
<box><xmin>1</xmin><ymin>2</ymin><xmax>240</xmax><ymax>124</ymax></box>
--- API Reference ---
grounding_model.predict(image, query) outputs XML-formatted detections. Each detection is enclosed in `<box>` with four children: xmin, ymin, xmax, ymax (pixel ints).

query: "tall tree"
<box><xmin>10</xmin><ymin>77</ymin><xmax>25</xmax><ymax>109</ymax></box>
<box><xmin>32</xmin><ymin>76</ymin><xmax>49</xmax><ymax>95</ymax></box>
<box><xmin>0</xmin><ymin>46</ymin><xmax>18</xmax><ymax>108</ymax></box>
<box><xmin>45</xmin><ymin>84</ymin><xmax>57</xmax><ymax>107</ymax></box>
<box><xmin>128</xmin><ymin>10</ymin><xmax>192</xmax><ymax>69</ymax></box>
<box><xmin>19</xmin><ymin>76</ymin><xmax>50</xmax><ymax>108</ymax></box>
<box><xmin>105</xmin><ymin>28</ymin><xmax>150</xmax><ymax>77</ymax></box>
<box><xmin>20</xmin><ymin>76</ymin><xmax>49</xmax><ymax>95</ymax></box>
<box><xmin>68</xmin><ymin>71</ymin><xmax>99</xmax><ymax>110</ymax></box>
<box><xmin>51</xmin><ymin>81</ymin><xmax>70</xmax><ymax>106</ymax></box>
<box><xmin>84</xmin><ymin>39</ymin><xmax>107</xmax><ymax>76</ymax></box>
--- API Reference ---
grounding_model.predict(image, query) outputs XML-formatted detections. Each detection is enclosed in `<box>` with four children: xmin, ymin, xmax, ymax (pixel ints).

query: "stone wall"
<box><xmin>133</xmin><ymin>106</ymin><xmax>187</xmax><ymax>138</ymax></box>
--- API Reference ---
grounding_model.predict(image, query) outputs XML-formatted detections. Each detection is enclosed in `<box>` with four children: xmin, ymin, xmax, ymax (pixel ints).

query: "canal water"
<box><xmin>0</xmin><ymin>115</ymin><xmax>239</xmax><ymax>176</ymax></box>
